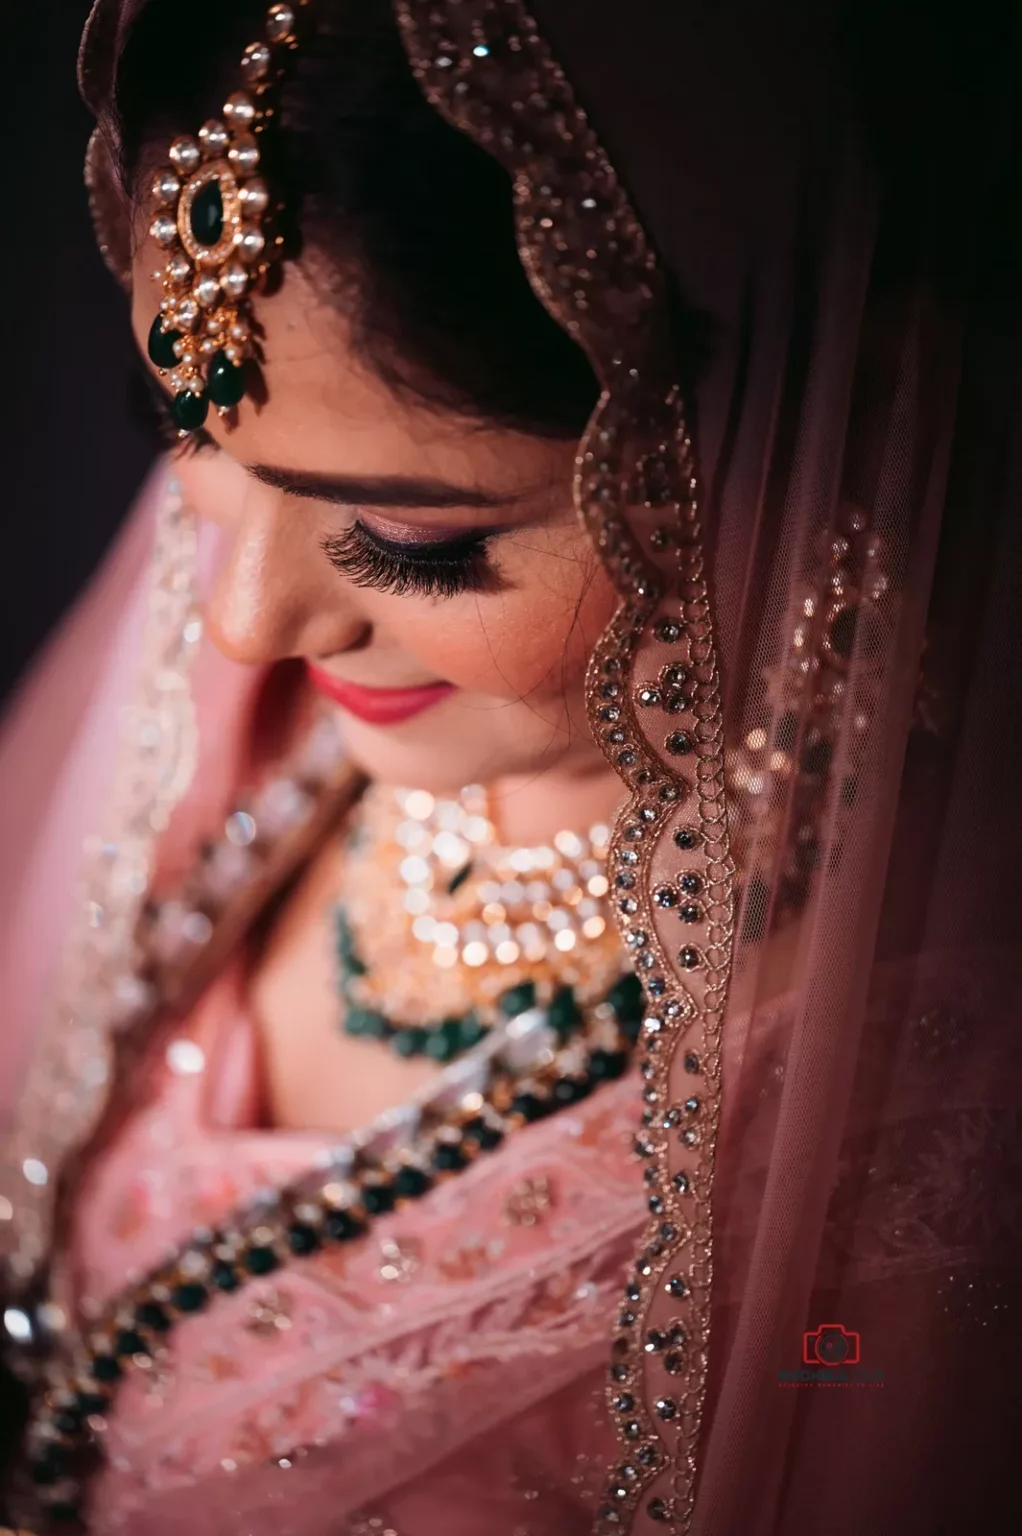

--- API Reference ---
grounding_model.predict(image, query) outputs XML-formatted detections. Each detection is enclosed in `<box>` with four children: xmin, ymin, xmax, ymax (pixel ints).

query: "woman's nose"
<box><xmin>203</xmin><ymin>502</ymin><xmax>369</xmax><ymax>666</ymax></box>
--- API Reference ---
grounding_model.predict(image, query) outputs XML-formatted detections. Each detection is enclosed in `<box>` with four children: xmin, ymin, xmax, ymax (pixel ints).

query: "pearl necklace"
<box><xmin>393</xmin><ymin>784</ymin><xmax>612</xmax><ymax>967</ymax></box>
<box><xmin>335</xmin><ymin>784</ymin><xmax>625</xmax><ymax>1058</ymax></box>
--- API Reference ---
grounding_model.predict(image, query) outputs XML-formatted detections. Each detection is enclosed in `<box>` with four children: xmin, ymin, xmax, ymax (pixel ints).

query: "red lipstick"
<box><xmin>306</xmin><ymin>663</ymin><xmax>455</xmax><ymax>725</ymax></box>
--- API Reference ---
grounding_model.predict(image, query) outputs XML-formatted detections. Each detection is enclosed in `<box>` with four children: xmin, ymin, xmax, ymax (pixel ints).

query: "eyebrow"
<box><xmin>244</xmin><ymin>462</ymin><xmax>521</xmax><ymax>510</ymax></box>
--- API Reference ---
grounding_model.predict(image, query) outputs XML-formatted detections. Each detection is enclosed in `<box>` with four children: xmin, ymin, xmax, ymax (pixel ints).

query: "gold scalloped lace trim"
<box><xmin>394</xmin><ymin>4</ymin><xmax>735</xmax><ymax>1530</ymax></box>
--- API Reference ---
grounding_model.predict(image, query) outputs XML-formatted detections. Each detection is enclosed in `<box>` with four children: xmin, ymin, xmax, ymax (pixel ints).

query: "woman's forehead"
<box><xmin>131</xmin><ymin>240</ymin><xmax>574</xmax><ymax>498</ymax></box>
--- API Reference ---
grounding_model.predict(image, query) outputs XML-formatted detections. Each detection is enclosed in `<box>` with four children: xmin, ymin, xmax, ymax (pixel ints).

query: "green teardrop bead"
<box><xmin>207</xmin><ymin>350</ymin><xmax>247</xmax><ymax>407</ymax></box>
<box><xmin>170</xmin><ymin>390</ymin><xmax>209</xmax><ymax>433</ymax></box>
<box><xmin>548</xmin><ymin>984</ymin><xmax>580</xmax><ymax>1040</ymax></box>
<box><xmin>190</xmin><ymin>179</ymin><xmax>224</xmax><ymax>247</ymax></box>
<box><xmin>147</xmin><ymin>316</ymin><xmax>181</xmax><ymax>369</ymax></box>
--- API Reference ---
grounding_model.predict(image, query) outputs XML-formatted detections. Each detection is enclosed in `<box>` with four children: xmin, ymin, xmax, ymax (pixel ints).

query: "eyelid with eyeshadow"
<box><xmin>321</xmin><ymin>520</ymin><xmax>503</xmax><ymax>599</ymax></box>
<box><xmin>353</xmin><ymin>508</ymin><xmax>518</xmax><ymax>546</ymax></box>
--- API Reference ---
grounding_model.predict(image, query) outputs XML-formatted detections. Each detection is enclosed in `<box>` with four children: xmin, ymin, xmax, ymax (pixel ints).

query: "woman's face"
<box><xmin>131</xmin><ymin>254</ymin><xmax>616</xmax><ymax>793</ymax></box>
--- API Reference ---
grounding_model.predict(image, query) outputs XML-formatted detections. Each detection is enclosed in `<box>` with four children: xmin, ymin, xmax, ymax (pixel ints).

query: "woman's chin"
<box><xmin>333</xmin><ymin>711</ymin><xmax>523</xmax><ymax>793</ymax></box>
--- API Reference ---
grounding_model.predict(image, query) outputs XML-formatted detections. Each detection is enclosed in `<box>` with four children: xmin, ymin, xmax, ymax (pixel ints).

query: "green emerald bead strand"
<box><xmin>453</xmin><ymin>1012</ymin><xmax>486</xmax><ymax>1049</ymax></box>
<box><xmin>337</xmin><ymin>896</ymin><xmax>642</xmax><ymax>1066</ymax></box>
<box><xmin>391</xmin><ymin>1026</ymin><xmax>429</xmax><ymax>1058</ymax></box>
<box><xmin>343</xmin><ymin>1006</ymin><xmax>486</xmax><ymax>1060</ymax></box>
<box><xmin>344</xmin><ymin>1006</ymin><xmax>388</xmax><ymax>1039</ymax></box>
<box><xmin>189</xmin><ymin>178</ymin><xmax>225</xmax><ymax>246</ymax></box>
<box><xmin>425</xmin><ymin>1018</ymin><xmax>463</xmax><ymax>1062</ymax></box>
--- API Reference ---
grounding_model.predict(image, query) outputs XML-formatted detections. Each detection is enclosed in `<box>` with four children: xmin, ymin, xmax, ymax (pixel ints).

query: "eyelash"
<box><xmin>139</xmin><ymin>368</ymin><xmax>495</xmax><ymax>598</ymax></box>
<box><xmin>322</xmin><ymin>522</ymin><xmax>496</xmax><ymax>599</ymax></box>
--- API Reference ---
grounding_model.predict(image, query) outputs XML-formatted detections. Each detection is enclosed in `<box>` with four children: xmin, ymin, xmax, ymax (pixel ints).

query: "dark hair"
<box><xmin>114</xmin><ymin>0</ymin><xmax>598</xmax><ymax>437</ymax></box>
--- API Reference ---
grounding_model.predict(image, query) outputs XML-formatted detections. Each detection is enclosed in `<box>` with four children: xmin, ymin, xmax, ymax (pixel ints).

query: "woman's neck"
<box><xmin>485</xmin><ymin>758</ymin><xmax>624</xmax><ymax>846</ymax></box>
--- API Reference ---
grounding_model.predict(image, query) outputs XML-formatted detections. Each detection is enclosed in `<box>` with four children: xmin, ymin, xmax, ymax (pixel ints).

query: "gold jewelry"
<box><xmin>145</xmin><ymin>3</ymin><xmax>307</xmax><ymax>433</ymax></box>
<box><xmin>336</xmin><ymin>784</ymin><xmax>627</xmax><ymax>1050</ymax></box>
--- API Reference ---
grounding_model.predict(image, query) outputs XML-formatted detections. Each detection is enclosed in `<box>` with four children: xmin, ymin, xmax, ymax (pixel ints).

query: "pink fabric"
<box><xmin>7</xmin><ymin>2</ymin><xmax>1022</xmax><ymax>1532</ymax></box>
<box><xmin>0</xmin><ymin>466</ymin><xmax>265</xmax><ymax>1125</ymax></box>
<box><xmin>71</xmin><ymin>966</ymin><xmax>641</xmax><ymax>1533</ymax></box>
<box><xmin>0</xmin><ymin>469</ymin><xmax>158</xmax><ymax>1127</ymax></box>
<box><xmin>0</xmin><ymin>464</ymin><xmax>643</xmax><ymax>1534</ymax></box>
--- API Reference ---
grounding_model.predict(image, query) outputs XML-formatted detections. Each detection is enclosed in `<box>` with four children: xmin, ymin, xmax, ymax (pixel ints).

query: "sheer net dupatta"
<box><xmin>404</xmin><ymin>0</ymin><xmax>1022</xmax><ymax>1531</ymax></box>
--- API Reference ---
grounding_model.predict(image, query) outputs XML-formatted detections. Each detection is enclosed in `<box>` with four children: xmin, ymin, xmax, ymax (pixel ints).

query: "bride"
<box><xmin>2</xmin><ymin>0</ymin><xmax>1021</xmax><ymax>1532</ymax></box>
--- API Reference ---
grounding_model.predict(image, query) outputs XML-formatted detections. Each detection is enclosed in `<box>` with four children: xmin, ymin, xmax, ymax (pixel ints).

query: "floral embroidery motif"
<box><xmin>434</xmin><ymin>1236</ymin><xmax>505</xmax><ymax>1282</ymax></box>
<box><xmin>503</xmin><ymin>1175</ymin><xmax>554</xmax><ymax>1228</ymax></box>
<box><xmin>377</xmin><ymin>1237</ymin><xmax>422</xmax><ymax>1284</ymax></box>
<box><xmin>244</xmin><ymin>1286</ymin><xmax>295</xmax><ymax>1339</ymax></box>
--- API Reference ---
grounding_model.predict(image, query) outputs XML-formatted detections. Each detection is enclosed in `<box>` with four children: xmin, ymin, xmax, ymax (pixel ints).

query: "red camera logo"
<box><xmin>802</xmin><ymin>1322</ymin><xmax>860</xmax><ymax>1367</ymax></box>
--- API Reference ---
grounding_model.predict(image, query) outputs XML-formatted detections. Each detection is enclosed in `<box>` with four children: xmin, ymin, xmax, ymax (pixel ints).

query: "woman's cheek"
<box><xmin>380</xmin><ymin>541</ymin><xmax>616</xmax><ymax>700</ymax></box>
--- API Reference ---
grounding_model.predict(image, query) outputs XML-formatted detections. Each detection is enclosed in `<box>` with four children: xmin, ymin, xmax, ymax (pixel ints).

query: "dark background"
<box><xmin>1</xmin><ymin>0</ymin><xmax>159</xmax><ymax>706</ymax></box>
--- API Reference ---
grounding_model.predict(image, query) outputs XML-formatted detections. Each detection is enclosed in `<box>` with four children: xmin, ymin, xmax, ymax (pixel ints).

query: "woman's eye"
<box><xmin>321</xmin><ymin>522</ymin><xmax>497</xmax><ymax>599</ymax></box>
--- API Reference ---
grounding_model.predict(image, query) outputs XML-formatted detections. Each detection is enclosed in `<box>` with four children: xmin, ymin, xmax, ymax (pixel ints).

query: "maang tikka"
<box><xmin>146</xmin><ymin>2</ymin><xmax>307</xmax><ymax>434</ymax></box>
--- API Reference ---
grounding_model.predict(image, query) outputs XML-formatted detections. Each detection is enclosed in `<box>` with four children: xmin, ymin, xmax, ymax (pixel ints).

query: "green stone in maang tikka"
<box><xmin>207</xmin><ymin>350</ymin><xmax>247</xmax><ymax>408</ymax></box>
<box><xmin>189</xmin><ymin>177</ymin><xmax>225</xmax><ymax>247</ymax></box>
<box><xmin>147</xmin><ymin>314</ymin><xmax>181</xmax><ymax>370</ymax></box>
<box><xmin>170</xmin><ymin>389</ymin><xmax>209</xmax><ymax>433</ymax></box>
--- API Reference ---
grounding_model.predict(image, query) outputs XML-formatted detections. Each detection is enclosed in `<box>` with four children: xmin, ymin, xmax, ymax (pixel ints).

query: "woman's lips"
<box><xmin>305</xmin><ymin>663</ymin><xmax>455</xmax><ymax>725</ymax></box>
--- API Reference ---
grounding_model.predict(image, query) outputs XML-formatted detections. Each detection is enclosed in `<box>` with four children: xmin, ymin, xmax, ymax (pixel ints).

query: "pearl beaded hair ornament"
<box><xmin>145</xmin><ymin>1</ymin><xmax>307</xmax><ymax>433</ymax></box>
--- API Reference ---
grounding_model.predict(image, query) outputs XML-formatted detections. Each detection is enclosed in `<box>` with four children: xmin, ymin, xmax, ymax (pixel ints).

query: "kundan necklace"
<box><xmin>335</xmin><ymin>783</ymin><xmax>635</xmax><ymax>1063</ymax></box>
<box><xmin>16</xmin><ymin>777</ymin><xmax>647</xmax><ymax>1532</ymax></box>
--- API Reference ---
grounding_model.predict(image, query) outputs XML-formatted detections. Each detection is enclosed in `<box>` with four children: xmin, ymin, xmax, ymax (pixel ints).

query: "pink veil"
<box><xmin>0</xmin><ymin>478</ymin><xmax>268</xmax><ymax>1264</ymax></box>
<box><xmin>399</xmin><ymin>1</ymin><xmax>1022</xmax><ymax>1528</ymax></box>
<box><xmin>3</xmin><ymin>0</ymin><xmax>1022</xmax><ymax>1532</ymax></box>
